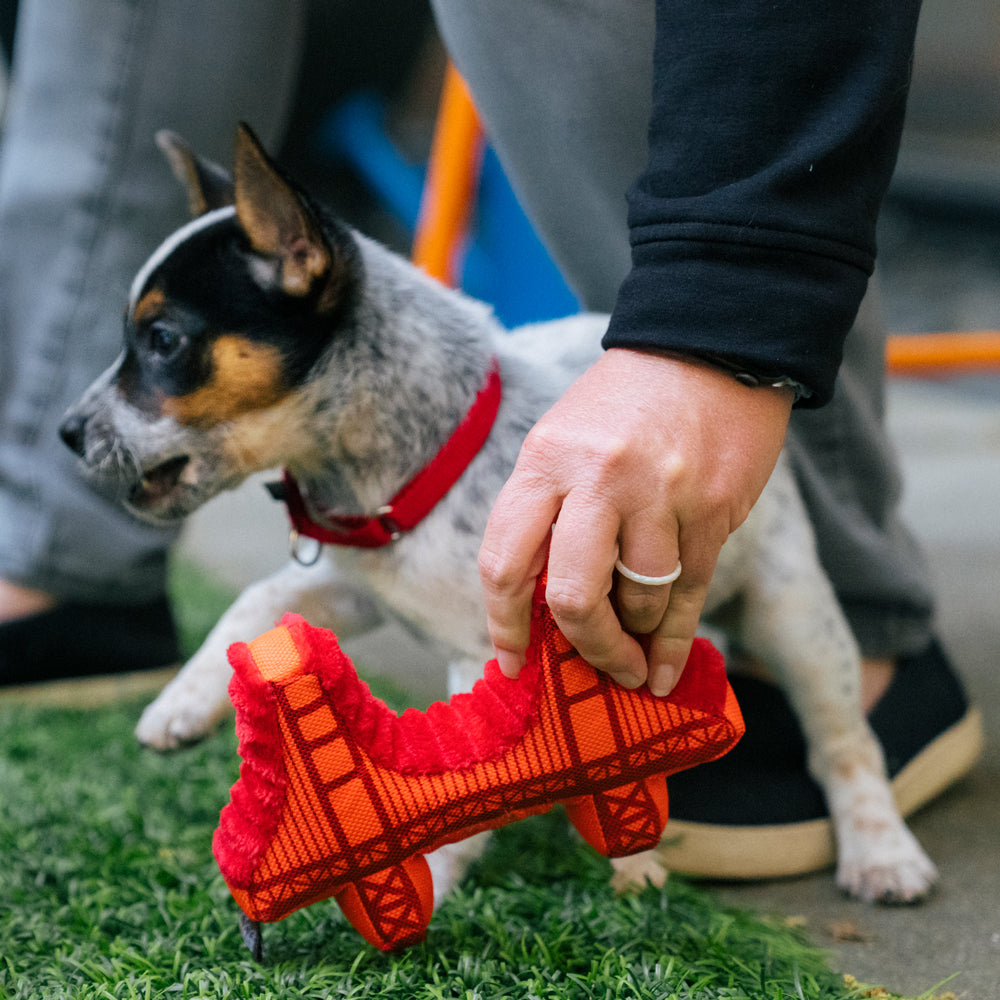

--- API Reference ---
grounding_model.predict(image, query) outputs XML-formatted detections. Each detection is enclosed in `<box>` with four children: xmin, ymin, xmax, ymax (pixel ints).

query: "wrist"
<box><xmin>662</xmin><ymin>350</ymin><xmax>809</xmax><ymax>402</ymax></box>
<box><xmin>689</xmin><ymin>351</ymin><xmax>810</xmax><ymax>401</ymax></box>
<box><xmin>605</xmin><ymin>346</ymin><xmax>808</xmax><ymax>402</ymax></box>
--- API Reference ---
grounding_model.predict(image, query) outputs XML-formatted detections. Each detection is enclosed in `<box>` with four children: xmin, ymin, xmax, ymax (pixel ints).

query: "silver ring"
<box><xmin>614</xmin><ymin>558</ymin><xmax>682</xmax><ymax>586</ymax></box>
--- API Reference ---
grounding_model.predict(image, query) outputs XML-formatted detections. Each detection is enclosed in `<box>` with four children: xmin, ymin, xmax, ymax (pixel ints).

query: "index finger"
<box><xmin>478</xmin><ymin>471</ymin><xmax>560</xmax><ymax>678</ymax></box>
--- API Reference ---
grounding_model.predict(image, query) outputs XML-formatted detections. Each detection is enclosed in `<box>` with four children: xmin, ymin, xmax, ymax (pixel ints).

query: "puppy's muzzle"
<box><xmin>59</xmin><ymin>412</ymin><xmax>88</xmax><ymax>457</ymax></box>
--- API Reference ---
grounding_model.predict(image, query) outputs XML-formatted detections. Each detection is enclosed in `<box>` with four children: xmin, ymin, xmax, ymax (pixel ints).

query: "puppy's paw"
<box><xmin>135</xmin><ymin>679</ymin><xmax>230</xmax><ymax>750</ymax></box>
<box><xmin>610</xmin><ymin>850</ymin><xmax>668</xmax><ymax>893</ymax></box>
<box><xmin>424</xmin><ymin>832</ymin><xmax>492</xmax><ymax>908</ymax></box>
<box><xmin>835</xmin><ymin>825</ymin><xmax>938</xmax><ymax>904</ymax></box>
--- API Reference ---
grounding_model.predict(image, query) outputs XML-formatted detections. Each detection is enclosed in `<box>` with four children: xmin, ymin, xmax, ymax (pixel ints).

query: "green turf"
<box><xmin>0</xmin><ymin>562</ymin><xmax>909</xmax><ymax>999</ymax></box>
<box><xmin>1</xmin><ymin>697</ymin><xmax>906</xmax><ymax>1000</ymax></box>
<box><xmin>169</xmin><ymin>558</ymin><xmax>243</xmax><ymax>661</ymax></box>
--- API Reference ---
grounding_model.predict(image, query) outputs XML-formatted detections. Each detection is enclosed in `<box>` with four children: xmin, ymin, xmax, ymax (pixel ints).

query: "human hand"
<box><xmin>478</xmin><ymin>347</ymin><xmax>793</xmax><ymax>695</ymax></box>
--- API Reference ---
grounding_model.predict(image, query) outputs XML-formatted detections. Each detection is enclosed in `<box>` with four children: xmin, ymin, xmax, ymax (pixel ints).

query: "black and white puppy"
<box><xmin>61</xmin><ymin>124</ymin><xmax>936</xmax><ymax>904</ymax></box>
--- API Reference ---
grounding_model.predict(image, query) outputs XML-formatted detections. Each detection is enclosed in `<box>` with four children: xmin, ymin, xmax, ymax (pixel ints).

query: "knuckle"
<box><xmin>518</xmin><ymin>420</ymin><xmax>571</xmax><ymax>471</ymax></box>
<box><xmin>545</xmin><ymin>578</ymin><xmax>601</xmax><ymax>625</ymax></box>
<box><xmin>526</xmin><ymin>418</ymin><xmax>633</xmax><ymax>480</ymax></box>
<box><xmin>572</xmin><ymin>636</ymin><xmax>621</xmax><ymax>673</ymax></box>
<box><xmin>477</xmin><ymin>542</ymin><xmax>516</xmax><ymax>592</ymax></box>
<box><xmin>488</xmin><ymin>626</ymin><xmax>527</xmax><ymax>656</ymax></box>
<box><xmin>593</xmin><ymin>432</ymin><xmax>632</xmax><ymax>471</ymax></box>
<box><xmin>660</xmin><ymin>590</ymin><xmax>708</xmax><ymax>638</ymax></box>
<box><xmin>653</xmin><ymin>449</ymin><xmax>688</xmax><ymax>486</ymax></box>
<box><xmin>620</xmin><ymin>588</ymin><xmax>666</xmax><ymax>619</ymax></box>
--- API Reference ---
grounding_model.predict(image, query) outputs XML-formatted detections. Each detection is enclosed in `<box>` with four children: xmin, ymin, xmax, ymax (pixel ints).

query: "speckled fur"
<box><xmin>61</xmin><ymin>128</ymin><xmax>936</xmax><ymax>906</ymax></box>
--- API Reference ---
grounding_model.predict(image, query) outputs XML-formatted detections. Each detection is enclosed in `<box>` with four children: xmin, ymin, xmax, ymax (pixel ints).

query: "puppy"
<box><xmin>61</xmin><ymin>124</ymin><xmax>936</xmax><ymax>904</ymax></box>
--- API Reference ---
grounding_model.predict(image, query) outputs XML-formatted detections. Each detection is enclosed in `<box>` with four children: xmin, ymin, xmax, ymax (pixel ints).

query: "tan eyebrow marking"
<box><xmin>132</xmin><ymin>287</ymin><xmax>165</xmax><ymax>325</ymax></box>
<box><xmin>161</xmin><ymin>335</ymin><xmax>289</xmax><ymax>427</ymax></box>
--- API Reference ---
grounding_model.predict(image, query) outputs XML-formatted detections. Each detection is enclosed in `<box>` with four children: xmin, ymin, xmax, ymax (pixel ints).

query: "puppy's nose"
<box><xmin>59</xmin><ymin>413</ymin><xmax>87</xmax><ymax>456</ymax></box>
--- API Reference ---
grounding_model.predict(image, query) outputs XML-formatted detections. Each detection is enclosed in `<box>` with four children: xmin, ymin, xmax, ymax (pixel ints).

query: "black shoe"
<box><xmin>657</xmin><ymin>639</ymin><xmax>984</xmax><ymax>879</ymax></box>
<box><xmin>0</xmin><ymin>597</ymin><xmax>180</xmax><ymax>687</ymax></box>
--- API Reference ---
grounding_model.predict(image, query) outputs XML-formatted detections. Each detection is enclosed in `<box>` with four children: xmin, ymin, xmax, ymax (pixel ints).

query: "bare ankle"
<box><xmin>860</xmin><ymin>656</ymin><xmax>895</xmax><ymax>713</ymax></box>
<box><xmin>0</xmin><ymin>580</ymin><xmax>58</xmax><ymax>624</ymax></box>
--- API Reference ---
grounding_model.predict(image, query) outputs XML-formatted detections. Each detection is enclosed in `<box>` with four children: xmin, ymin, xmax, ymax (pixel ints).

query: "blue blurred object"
<box><xmin>317</xmin><ymin>92</ymin><xmax>580</xmax><ymax>328</ymax></box>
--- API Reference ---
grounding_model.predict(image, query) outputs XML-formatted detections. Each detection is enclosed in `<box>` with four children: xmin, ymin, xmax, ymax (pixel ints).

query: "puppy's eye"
<box><xmin>148</xmin><ymin>322</ymin><xmax>186</xmax><ymax>359</ymax></box>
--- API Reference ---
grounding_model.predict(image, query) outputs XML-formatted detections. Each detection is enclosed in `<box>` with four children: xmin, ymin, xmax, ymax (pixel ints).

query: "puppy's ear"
<box><xmin>156</xmin><ymin>130</ymin><xmax>235</xmax><ymax>217</ymax></box>
<box><xmin>233</xmin><ymin>122</ymin><xmax>330</xmax><ymax>299</ymax></box>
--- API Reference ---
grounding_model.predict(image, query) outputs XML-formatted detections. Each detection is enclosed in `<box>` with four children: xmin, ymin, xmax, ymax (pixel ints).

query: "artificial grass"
<box><xmin>169</xmin><ymin>558</ymin><xmax>244</xmax><ymax>662</ymax></box>
<box><xmin>0</xmin><ymin>561</ymin><xmax>905</xmax><ymax>999</ymax></box>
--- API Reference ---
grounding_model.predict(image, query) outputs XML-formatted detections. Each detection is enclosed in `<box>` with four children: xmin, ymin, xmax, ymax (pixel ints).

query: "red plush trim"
<box><xmin>280</xmin><ymin>605</ymin><xmax>543</xmax><ymax>775</ymax></box>
<box><xmin>211</xmin><ymin>640</ymin><xmax>287</xmax><ymax>888</ymax></box>
<box><xmin>663</xmin><ymin>631</ymin><xmax>729</xmax><ymax>718</ymax></box>
<box><xmin>276</xmin><ymin>580</ymin><xmax>729</xmax><ymax>777</ymax></box>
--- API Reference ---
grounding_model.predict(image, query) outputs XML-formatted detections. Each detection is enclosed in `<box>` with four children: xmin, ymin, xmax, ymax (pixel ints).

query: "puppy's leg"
<box><xmin>136</xmin><ymin>556</ymin><xmax>383</xmax><ymax>750</ymax></box>
<box><xmin>425</xmin><ymin>830</ymin><xmax>493</xmax><ymax>908</ymax></box>
<box><xmin>738</xmin><ymin>471</ymin><xmax>936</xmax><ymax>902</ymax></box>
<box><xmin>422</xmin><ymin>657</ymin><xmax>494</xmax><ymax>904</ymax></box>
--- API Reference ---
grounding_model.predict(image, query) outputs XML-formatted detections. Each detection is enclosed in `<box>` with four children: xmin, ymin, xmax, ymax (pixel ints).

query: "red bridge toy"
<box><xmin>213</xmin><ymin>578</ymin><xmax>744</xmax><ymax>954</ymax></box>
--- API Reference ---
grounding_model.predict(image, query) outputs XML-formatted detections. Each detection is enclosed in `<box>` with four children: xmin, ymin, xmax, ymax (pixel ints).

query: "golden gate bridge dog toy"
<box><xmin>213</xmin><ymin>577</ymin><xmax>744</xmax><ymax>955</ymax></box>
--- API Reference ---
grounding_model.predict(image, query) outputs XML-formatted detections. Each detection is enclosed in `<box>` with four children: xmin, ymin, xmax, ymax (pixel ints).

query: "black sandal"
<box><xmin>0</xmin><ymin>597</ymin><xmax>179</xmax><ymax>686</ymax></box>
<box><xmin>656</xmin><ymin>639</ymin><xmax>983</xmax><ymax>879</ymax></box>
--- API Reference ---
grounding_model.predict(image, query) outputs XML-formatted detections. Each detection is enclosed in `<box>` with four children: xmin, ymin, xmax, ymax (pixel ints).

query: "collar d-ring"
<box><xmin>289</xmin><ymin>529</ymin><xmax>323</xmax><ymax>567</ymax></box>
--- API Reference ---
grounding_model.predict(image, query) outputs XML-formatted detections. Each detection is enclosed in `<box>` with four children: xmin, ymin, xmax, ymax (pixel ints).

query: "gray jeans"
<box><xmin>432</xmin><ymin>0</ymin><xmax>935</xmax><ymax>657</ymax></box>
<box><xmin>0</xmin><ymin>0</ymin><xmax>304</xmax><ymax>603</ymax></box>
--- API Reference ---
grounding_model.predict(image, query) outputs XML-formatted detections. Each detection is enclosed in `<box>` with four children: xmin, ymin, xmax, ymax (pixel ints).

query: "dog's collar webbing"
<box><xmin>279</xmin><ymin>358</ymin><xmax>502</xmax><ymax>551</ymax></box>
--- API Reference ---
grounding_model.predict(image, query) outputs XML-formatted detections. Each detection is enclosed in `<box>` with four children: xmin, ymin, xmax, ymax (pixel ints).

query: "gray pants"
<box><xmin>0</xmin><ymin>0</ymin><xmax>934</xmax><ymax>655</ymax></box>
<box><xmin>431</xmin><ymin>0</ymin><xmax>934</xmax><ymax>657</ymax></box>
<box><xmin>0</xmin><ymin>0</ymin><xmax>305</xmax><ymax>603</ymax></box>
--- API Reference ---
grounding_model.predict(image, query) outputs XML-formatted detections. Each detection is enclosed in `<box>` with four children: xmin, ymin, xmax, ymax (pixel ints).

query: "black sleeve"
<box><xmin>601</xmin><ymin>0</ymin><xmax>922</xmax><ymax>406</ymax></box>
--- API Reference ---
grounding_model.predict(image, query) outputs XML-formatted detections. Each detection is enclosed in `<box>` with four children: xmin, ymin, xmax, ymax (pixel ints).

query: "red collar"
<box><xmin>280</xmin><ymin>358</ymin><xmax>502</xmax><ymax>549</ymax></box>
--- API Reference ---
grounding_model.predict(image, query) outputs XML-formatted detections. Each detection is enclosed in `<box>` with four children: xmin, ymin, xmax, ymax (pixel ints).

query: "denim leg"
<box><xmin>431</xmin><ymin>0</ymin><xmax>653</xmax><ymax>313</ymax></box>
<box><xmin>431</xmin><ymin>0</ymin><xmax>935</xmax><ymax>656</ymax></box>
<box><xmin>0</xmin><ymin>0</ymin><xmax>305</xmax><ymax>604</ymax></box>
<box><xmin>783</xmin><ymin>286</ymin><xmax>935</xmax><ymax>657</ymax></box>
